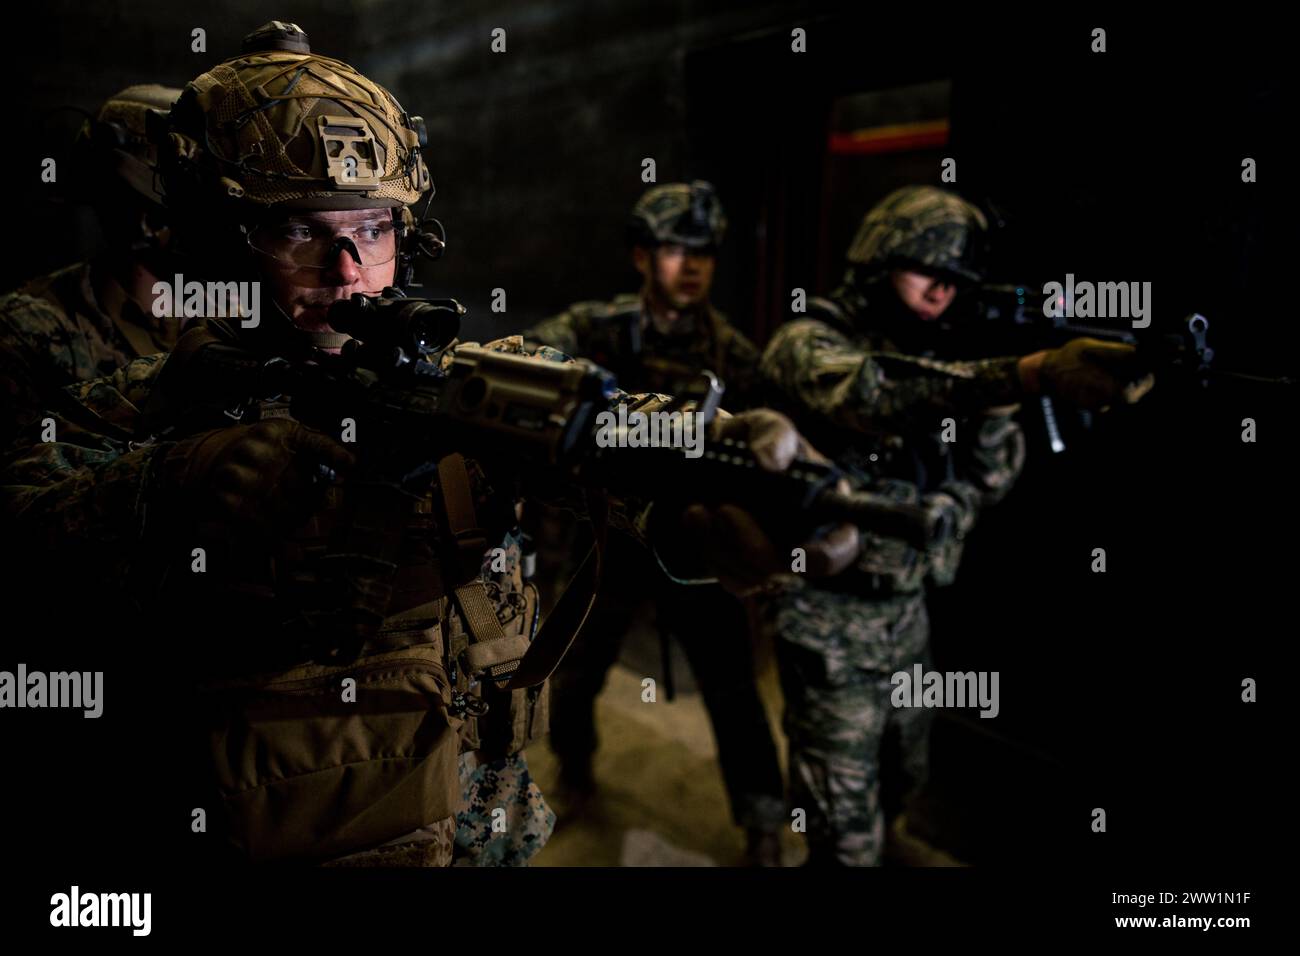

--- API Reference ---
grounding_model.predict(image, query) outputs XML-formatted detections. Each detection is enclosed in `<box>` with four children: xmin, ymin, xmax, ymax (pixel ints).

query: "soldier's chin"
<box><xmin>292</xmin><ymin>308</ymin><xmax>334</xmax><ymax>332</ymax></box>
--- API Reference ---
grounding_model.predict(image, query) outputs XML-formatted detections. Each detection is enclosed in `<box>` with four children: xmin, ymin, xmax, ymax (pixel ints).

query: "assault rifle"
<box><xmin>144</xmin><ymin>290</ymin><xmax>952</xmax><ymax>682</ymax></box>
<box><xmin>941</xmin><ymin>284</ymin><xmax>1294</xmax><ymax>452</ymax></box>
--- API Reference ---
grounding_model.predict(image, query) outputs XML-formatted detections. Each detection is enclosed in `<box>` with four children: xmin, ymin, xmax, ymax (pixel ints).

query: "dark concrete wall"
<box><xmin>8</xmin><ymin>6</ymin><xmax>1285</xmax><ymax>357</ymax></box>
<box><xmin>8</xmin><ymin>0</ymin><xmax>832</xmax><ymax>339</ymax></box>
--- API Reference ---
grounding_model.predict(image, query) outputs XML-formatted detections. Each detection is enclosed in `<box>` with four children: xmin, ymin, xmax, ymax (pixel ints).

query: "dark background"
<box><xmin>1</xmin><ymin>0</ymin><xmax>1288</xmax><ymax>881</ymax></box>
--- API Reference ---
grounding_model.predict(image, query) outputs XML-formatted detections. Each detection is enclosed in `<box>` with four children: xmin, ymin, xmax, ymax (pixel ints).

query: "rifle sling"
<box><xmin>506</xmin><ymin>490</ymin><xmax>606</xmax><ymax>690</ymax></box>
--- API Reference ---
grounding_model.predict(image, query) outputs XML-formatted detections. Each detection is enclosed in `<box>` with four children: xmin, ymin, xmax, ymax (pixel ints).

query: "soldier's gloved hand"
<box><xmin>161</xmin><ymin>419</ymin><xmax>355</xmax><ymax>529</ymax></box>
<box><xmin>677</xmin><ymin>408</ymin><xmax>860</xmax><ymax>594</ymax></box>
<box><xmin>1018</xmin><ymin>337</ymin><xmax>1155</xmax><ymax>410</ymax></box>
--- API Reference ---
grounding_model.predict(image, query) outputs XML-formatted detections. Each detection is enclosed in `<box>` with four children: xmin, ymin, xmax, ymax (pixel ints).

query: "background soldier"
<box><xmin>759</xmin><ymin>185</ymin><xmax>1155</xmax><ymax>866</ymax></box>
<box><xmin>0</xmin><ymin>84</ymin><xmax>181</xmax><ymax>445</ymax></box>
<box><xmin>526</xmin><ymin>180</ymin><xmax>761</xmax><ymax>402</ymax></box>
<box><xmin>1</xmin><ymin>23</ymin><xmax>853</xmax><ymax>869</ymax></box>
<box><xmin>524</xmin><ymin>182</ymin><xmax>786</xmax><ymax>865</ymax></box>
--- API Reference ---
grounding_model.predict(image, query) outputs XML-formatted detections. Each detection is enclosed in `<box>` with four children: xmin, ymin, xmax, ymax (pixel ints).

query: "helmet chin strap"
<box><xmin>255</xmin><ymin>296</ymin><xmax>352</xmax><ymax>352</ymax></box>
<box><xmin>307</xmin><ymin>329</ymin><xmax>351</xmax><ymax>349</ymax></box>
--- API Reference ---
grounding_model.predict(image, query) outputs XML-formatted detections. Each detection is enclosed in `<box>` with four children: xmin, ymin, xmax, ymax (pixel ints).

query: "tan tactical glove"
<box><xmin>677</xmin><ymin>408</ymin><xmax>860</xmax><ymax>594</ymax></box>
<box><xmin>1018</xmin><ymin>337</ymin><xmax>1156</xmax><ymax>409</ymax></box>
<box><xmin>161</xmin><ymin>419</ymin><xmax>355</xmax><ymax>529</ymax></box>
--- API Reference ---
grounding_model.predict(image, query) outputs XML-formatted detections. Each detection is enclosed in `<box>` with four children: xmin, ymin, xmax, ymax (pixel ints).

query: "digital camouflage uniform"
<box><xmin>759</xmin><ymin>186</ymin><xmax>1027</xmax><ymax>865</ymax></box>
<box><xmin>525</xmin><ymin>292</ymin><xmax>763</xmax><ymax>408</ymax></box>
<box><xmin>0</xmin><ymin>264</ymin><xmax>183</xmax><ymax>442</ymax></box>
<box><xmin>524</xmin><ymin>183</ymin><xmax>786</xmax><ymax>842</ymax></box>
<box><xmin>526</xmin><ymin>181</ymin><xmax>763</xmax><ymax>405</ymax></box>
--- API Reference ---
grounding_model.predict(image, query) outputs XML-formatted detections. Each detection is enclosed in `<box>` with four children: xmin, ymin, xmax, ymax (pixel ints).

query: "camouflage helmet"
<box><xmin>627</xmin><ymin>180</ymin><xmax>727</xmax><ymax>251</ymax></box>
<box><xmin>845</xmin><ymin>185</ymin><xmax>988</xmax><ymax>283</ymax></box>
<box><xmin>78</xmin><ymin>84</ymin><xmax>182</xmax><ymax>206</ymax></box>
<box><xmin>156</xmin><ymin>21</ymin><xmax>431</xmax><ymax>215</ymax></box>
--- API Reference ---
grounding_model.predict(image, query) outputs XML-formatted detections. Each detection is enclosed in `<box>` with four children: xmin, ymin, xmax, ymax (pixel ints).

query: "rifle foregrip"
<box><xmin>619</xmin><ymin>442</ymin><xmax>950</xmax><ymax>551</ymax></box>
<box><xmin>809</xmin><ymin>490</ymin><xmax>950</xmax><ymax>551</ymax></box>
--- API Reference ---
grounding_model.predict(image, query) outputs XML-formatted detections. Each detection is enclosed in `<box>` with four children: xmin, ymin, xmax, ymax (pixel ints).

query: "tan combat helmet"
<box><xmin>845</xmin><ymin>185</ymin><xmax>988</xmax><ymax>284</ymax></box>
<box><xmin>150</xmin><ymin>21</ymin><xmax>444</xmax><ymax>348</ymax></box>
<box><xmin>157</xmin><ymin>20</ymin><xmax>430</xmax><ymax>214</ymax></box>
<box><xmin>80</xmin><ymin>84</ymin><xmax>182</xmax><ymax>207</ymax></box>
<box><xmin>67</xmin><ymin>84</ymin><xmax>183</xmax><ymax>252</ymax></box>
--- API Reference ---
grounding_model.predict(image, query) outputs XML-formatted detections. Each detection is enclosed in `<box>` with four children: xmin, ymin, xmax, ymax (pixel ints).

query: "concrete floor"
<box><xmin>526</xmin><ymin>614</ymin><xmax>806</xmax><ymax>867</ymax></box>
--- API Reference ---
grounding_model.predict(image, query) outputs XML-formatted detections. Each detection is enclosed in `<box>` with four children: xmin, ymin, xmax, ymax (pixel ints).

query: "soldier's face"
<box><xmin>635</xmin><ymin>244</ymin><xmax>716</xmax><ymax>312</ymax></box>
<box><xmin>891</xmin><ymin>269</ymin><xmax>957</xmax><ymax>321</ymax></box>
<box><xmin>256</xmin><ymin>208</ymin><xmax>397</xmax><ymax>334</ymax></box>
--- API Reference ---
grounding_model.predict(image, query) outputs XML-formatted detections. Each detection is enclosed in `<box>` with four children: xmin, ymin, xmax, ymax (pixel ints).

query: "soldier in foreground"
<box><xmin>0</xmin><ymin>22</ymin><xmax>858</xmax><ymax>868</ymax></box>
<box><xmin>525</xmin><ymin>183</ymin><xmax>786</xmax><ymax>865</ymax></box>
<box><xmin>759</xmin><ymin>185</ymin><xmax>1156</xmax><ymax>865</ymax></box>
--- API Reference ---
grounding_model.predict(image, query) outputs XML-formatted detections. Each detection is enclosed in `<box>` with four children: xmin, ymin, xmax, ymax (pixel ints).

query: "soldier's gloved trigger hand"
<box><xmin>679</xmin><ymin>410</ymin><xmax>860</xmax><ymax>594</ymax></box>
<box><xmin>1019</xmin><ymin>338</ymin><xmax>1155</xmax><ymax>410</ymax></box>
<box><xmin>162</xmin><ymin>419</ymin><xmax>355</xmax><ymax>528</ymax></box>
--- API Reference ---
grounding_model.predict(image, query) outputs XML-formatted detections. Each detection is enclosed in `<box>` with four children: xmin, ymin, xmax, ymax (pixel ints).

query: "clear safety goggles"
<box><xmin>246</xmin><ymin>216</ymin><xmax>401</xmax><ymax>270</ymax></box>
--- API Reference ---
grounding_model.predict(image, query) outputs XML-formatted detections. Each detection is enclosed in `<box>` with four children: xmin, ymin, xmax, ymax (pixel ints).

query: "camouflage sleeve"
<box><xmin>761</xmin><ymin>318</ymin><xmax>1026</xmax><ymax>431</ymax></box>
<box><xmin>954</xmin><ymin>412</ymin><xmax>1026</xmax><ymax>510</ymax></box>
<box><xmin>924</xmin><ymin>412</ymin><xmax>1026</xmax><ymax>587</ymax></box>
<box><xmin>0</xmin><ymin>293</ymin><xmax>76</xmax><ymax>448</ymax></box>
<box><xmin>1</xmin><ymin>354</ymin><xmax>171</xmax><ymax>597</ymax></box>
<box><xmin>521</xmin><ymin>305</ymin><xmax>591</xmax><ymax>357</ymax></box>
